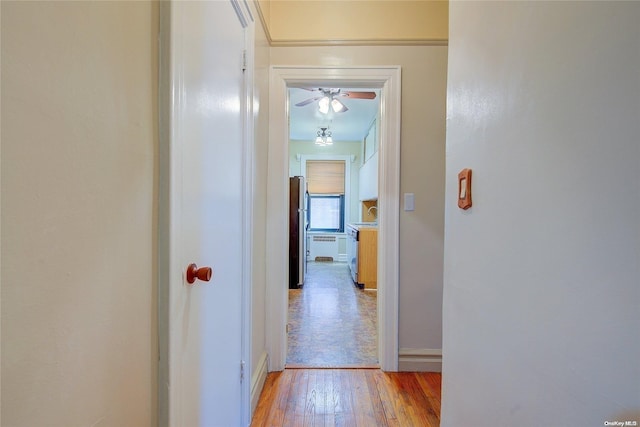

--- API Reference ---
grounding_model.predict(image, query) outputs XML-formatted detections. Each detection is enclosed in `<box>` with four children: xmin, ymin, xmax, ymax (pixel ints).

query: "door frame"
<box><xmin>266</xmin><ymin>66</ymin><xmax>401</xmax><ymax>372</ymax></box>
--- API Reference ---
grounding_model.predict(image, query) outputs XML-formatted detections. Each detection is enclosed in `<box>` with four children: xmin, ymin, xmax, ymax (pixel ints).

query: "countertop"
<box><xmin>348</xmin><ymin>222</ymin><xmax>378</xmax><ymax>230</ymax></box>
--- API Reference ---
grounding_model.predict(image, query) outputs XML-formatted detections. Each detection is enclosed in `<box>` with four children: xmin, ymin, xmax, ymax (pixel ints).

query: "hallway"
<box><xmin>287</xmin><ymin>262</ymin><xmax>378</xmax><ymax>368</ymax></box>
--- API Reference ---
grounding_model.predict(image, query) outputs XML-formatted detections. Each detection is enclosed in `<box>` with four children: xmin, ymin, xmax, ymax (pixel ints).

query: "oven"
<box><xmin>346</xmin><ymin>224</ymin><xmax>359</xmax><ymax>285</ymax></box>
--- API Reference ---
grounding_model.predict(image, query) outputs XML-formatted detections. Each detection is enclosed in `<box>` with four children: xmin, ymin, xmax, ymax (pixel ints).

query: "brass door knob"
<box><xmin>186</xmin><ymin>263</ymin><xmax>213</xmax><ymax>284</ymax></box>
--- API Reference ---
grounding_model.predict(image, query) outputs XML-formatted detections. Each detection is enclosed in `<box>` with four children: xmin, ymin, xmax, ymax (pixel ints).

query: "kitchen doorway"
<box><xmin>266</xmin><ymin>66</ymin><xmax>402</xmax><ymax>372</ymax></box>
<box><xmin>286</xmin><ymin>88</ymin><xmax>379</xmax><ymax>368</ymax></box>
<box><xmin>287</xmin><ymin>142</ymin><xmax>377</xmax><ymax>367</ymax></box>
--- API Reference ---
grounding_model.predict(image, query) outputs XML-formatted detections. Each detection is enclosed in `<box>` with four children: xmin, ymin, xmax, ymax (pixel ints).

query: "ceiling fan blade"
<box><xmin>341</xmin><ymin>91</ymin><xmax>377</xmax><ymax>100</ymax></box>
<box><xmin>294</xmin><ymin>96</ymin><xmax>322</xmax><ymax>107</ymax></box>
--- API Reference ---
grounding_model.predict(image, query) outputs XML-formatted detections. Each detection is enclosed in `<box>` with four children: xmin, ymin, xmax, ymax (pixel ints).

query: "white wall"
<box><xmin>271</xmin><ymin>46</ymin><xmax>448</xmax><ymax>368</ymax></box>
<box><xmin>1</xmin><ymin>2</ymin><xmax>157</xmax><ymax>426</ymax></box>
<box><xmin>442</xmin><ymin>2</ymin><xmax>640</xmax><ymax>425</ymax></box>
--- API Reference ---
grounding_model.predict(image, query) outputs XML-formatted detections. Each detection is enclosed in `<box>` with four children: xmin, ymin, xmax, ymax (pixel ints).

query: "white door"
<box><xmin>160</xmin><ymin>1</ymin><xmax>248</xmax><ymax>426</ymax></box>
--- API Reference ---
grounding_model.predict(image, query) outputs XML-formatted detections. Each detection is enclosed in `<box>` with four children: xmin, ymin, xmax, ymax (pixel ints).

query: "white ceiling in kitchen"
<box><xmin>288</xmin><ymin>87</ymin><xmax>380</xmax><ymax>143</ymax></box>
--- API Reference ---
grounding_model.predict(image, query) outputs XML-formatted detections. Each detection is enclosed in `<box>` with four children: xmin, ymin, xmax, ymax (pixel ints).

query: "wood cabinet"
<box><xmin>358</xmin><ymin>227</ymin><xmax>378</xmax><ymax>290</ymax></box>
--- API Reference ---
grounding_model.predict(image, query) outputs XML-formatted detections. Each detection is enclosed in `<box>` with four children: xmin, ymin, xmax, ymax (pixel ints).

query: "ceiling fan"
<box><xmin>294</xmin><ymin>88</ymin><xmax>377</xmax><ymax>114</ymax></box>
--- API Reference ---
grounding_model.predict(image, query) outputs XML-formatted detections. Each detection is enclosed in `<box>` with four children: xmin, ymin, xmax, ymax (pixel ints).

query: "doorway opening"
<box><xmin>286</xmin><ymin>88</ymin><xmax>380</xmax><ymax>366</ymax></box>
<box><xmin>266</xmin><ymin>66</ymin><xmax>401</xmax><ymax>372</ymax></box>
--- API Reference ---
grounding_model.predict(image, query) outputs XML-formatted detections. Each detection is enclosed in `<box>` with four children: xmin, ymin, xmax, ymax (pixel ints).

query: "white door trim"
<box><xmin>239</xmin><ymin>1</ymin><xmax>255</xmax><ymax>425</ymax></box>
<box><xmin>266</xmin><ymin>66</ymin><xmax>401</xmax><ymax>372</ymax></box>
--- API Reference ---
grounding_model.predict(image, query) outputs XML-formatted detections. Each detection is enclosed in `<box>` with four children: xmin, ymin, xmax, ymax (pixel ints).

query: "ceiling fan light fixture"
<box><xmin>318</xmin><ymin>96</ymin><xmax>330</xmax><ymax>114</ymax></box>
<box><xmin>331</xmin><ymin>98</ymin><xmax>345</xmax><ymax>113</ymax></box>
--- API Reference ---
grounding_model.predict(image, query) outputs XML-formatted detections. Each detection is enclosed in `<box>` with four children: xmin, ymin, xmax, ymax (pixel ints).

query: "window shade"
<box><xmin>306</xmin><ymin>160</ymin><xmax>345</xmax><ymax>194</ymax></box>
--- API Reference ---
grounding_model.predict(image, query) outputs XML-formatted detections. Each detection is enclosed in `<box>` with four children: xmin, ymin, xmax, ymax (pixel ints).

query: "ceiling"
<box><xmin>289</xmin><ymin>87</ymin><xmax>380</xmax><ymax>143</ymax></box>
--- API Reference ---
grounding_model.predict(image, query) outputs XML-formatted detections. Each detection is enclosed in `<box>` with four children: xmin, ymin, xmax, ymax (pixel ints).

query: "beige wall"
<box><xmin>258</xmin><ymin>0</ymin><xmax>448</xmax><ymax>44</ymax></box>
<box><xmin>1</xmin><ymin>2</ymin><xmax>158</xmax><ymax>426</ymax></box>
<box><xmin>271</xmin><ymin>45</ymin><xmax>447</xmax><ymax>359</ymax></box>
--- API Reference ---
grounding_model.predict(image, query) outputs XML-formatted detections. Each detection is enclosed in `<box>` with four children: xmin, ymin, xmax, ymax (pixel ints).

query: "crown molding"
<box><xmin>253</xmin><ymin>0</ymin><xmax>274</xmax><ymax>45</ymax></box>
<box><xmin>269</xmin><ymin>38</ymin><xmax>449</xmax><ymax>47</ymax></box>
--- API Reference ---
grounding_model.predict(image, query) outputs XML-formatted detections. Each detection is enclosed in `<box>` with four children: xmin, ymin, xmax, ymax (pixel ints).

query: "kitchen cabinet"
<box><xmin>359</xmin><ymin>151</ymin><xmax>378</xmax><ymax>201</ymax></box>
<box><xmin>357</xmin><ymin>227</ymin><xmax>378</xmax><ymax>290</ymax></box>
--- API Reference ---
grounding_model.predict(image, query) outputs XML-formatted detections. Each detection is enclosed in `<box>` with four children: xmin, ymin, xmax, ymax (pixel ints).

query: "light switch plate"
<box><xmin>458</xmin><ymin>168</ymin><xmax>472</xmax><ymax>210</ymax></box>
<box><xmin>404</xmin><ymin>193</ymin><xmax>415</xmax><ymax>211</ymax></box>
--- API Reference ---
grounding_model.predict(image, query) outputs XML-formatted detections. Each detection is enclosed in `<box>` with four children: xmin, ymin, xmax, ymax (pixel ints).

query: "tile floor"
<box><xmin>286</xmin><ymin>261</ymin><xmax>378</xmax><ymax>368</ymax></box>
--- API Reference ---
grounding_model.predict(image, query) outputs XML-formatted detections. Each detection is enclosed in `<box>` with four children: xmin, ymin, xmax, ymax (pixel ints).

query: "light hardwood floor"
<box><xmin>250</xmin><ymin>369</ymin><xmax>441</xmax><ymax>427</ymax></box>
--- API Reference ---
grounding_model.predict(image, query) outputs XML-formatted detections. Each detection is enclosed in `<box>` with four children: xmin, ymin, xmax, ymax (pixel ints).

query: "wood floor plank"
<box><xmin>324</xmin><ymin>369</ymin><xmax>336</xmax><ymax>426</ymax></box>
<box><xmin>392</xmin><ymin>373</ymin><xmax>439</xmax><ymax>427</ymax></box>
<box><xmin>390</xmin><ymin>373</ymin><xmax>423</xmax><ymax>427</ymax></box>
<box><xmin>250</xmin><ymin>372</ymin><xmax>277</xmax><ymax>427</ymax></box>
<box><xmin>363</xmin><ymin>369</ymin><xmax>389</xmax><ymax>426</ymax></box>
<box><xmin>304</xmin><ymin>369</ymin><xmax>319</xmax><ymax>427</ymax></box>
<box><xmin>283</xmin><ymin>369</ymin><xmax>309</xmax><ymax>426</ymax></box>
<box><xmin>334</xmin><ymin>370</ymin><xmax>356</xmax><ymax>427</ymax></box>
<box><xmin>415</xmin><ymin>372</ymin><xmax>442</xmax><ymax>417</ymax></box>
<box><xmin>282</xmin><ymin>371</ymin><xmax>298</xmax><ymax>426</ymax></box>
<box><xmin>352</xmin><ymin>369</ymin><xmax>383</xmax><ymax>427</ymax></box>
<box><xmin>252</xmin><ymin>370</ymin><xmax>292</xmax><ymax>427</ymax></box>
<box><xmin>417</xmin><ymin>372</ymin><xmax>441</xmax><ymax>396</ymax></box>
<box><xmin>277</xmin><ymin>370</ymin><xmax>299</xmax><ymax>427</ymax></box>
<box><xmin>251</xmin><ymin>369</ymin><xmax>442</xmax><ymax>427</ymax></box>
<box><xmin>373</xmin><ymin>370</ymin><xmax>404</xmax><ymax>427</ymax></box>
<box><xmin>309</xmin><ymin>368</ymin><xmax>327</xmax><ymax>427</ymax></box>
<box><xmin>256</xmin><ymin>371</ymin><xmax>281</xmax><ymax>427</ymax></box>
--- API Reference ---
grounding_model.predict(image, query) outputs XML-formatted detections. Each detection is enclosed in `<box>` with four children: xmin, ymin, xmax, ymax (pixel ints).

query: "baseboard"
<box><xmin>398</xmin><ymin>348</ymin><xmax>442</xmax><ymax>372</ymax></box>
<box><xmin>250</xmin><ymin>351</ymin><xmax>269</xmax><ymax>415</ymax></box>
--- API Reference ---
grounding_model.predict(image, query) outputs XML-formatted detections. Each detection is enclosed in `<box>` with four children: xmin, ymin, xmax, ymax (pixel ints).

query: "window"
<box><xmin>307</xmin><ymin>195</ymin><xmax>345</xmax><ymax>232</ymax></box>
<box><xmin>305</xmin><ymin>160</ymin><xmax>346</xmax><ymax>232</ymax></box>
